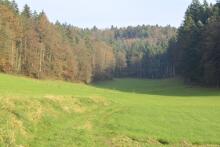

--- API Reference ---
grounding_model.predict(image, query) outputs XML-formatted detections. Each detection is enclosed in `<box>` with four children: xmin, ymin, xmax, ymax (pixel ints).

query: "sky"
<box><xmin>15</xmin><ymin>0</ymin><xmax>216</xmax><ymax>29</ymax></box>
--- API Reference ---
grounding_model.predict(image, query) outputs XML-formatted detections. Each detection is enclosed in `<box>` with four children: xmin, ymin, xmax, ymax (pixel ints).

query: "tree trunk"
<box><xmin>11</xmin><ymin>41</ymin><xmax>14</xmax><ymax>69</ymax></box>
<box><xmin>24</xmin><ymin>37</ymin><xmax>27</xmax><ymax>63</ymax></box>
<box><xmin>173</xmin><ymin>65</ymin><xmax>176</xmax><ymax>77</ymax></box>
<box><xmin>39</xmin><ymin>44</ymin><xmax>44</xmax><ymax>78</ymax></box>
<box><xmin>217</xmin><ymin>79</ymin><xmax>219</xmax><ymax>88</ymax></box>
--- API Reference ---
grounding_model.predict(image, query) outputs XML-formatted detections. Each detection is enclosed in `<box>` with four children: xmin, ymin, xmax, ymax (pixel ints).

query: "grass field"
<box><xmin>0</xmin><ymin>73</ymin><xmax>220</xmax><ymax>146</ymax></box>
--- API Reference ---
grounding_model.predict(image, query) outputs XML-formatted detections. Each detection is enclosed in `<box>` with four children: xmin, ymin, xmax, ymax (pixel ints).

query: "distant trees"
<box><xmin>1</xmin><ymin>0</ymin><xmax>219</xmax><ymax>86</ymax></box>
<box><xmin>0</xmin><ymin>1</ymin><xmax>118</xmax><ymax>82</ymax></box>
<box><xmin>103</xmin><ymin>25</ymin><xmax>177</xmax><ymax>78</ymax></box>
<box><xmin>0</xmin><ymin>0</ymin><xmax>176</xmax><ymax>82</ymax></box>
<box><xmin>115</xmin><ymin>50</ymin><xmax>127</xmax><ymax>77</ymax></box>
<box><xmin>0</xmin><ymin>2</ymin><xmax>21</xmax><ymax>72</ymax></box>
<box><xmin>201</xmin><ymin>15</ymin><xmax>220</xmax><ymax>87</ymax></box>
<box><xmin>167</xmin><ymin>0</ymin><xmax>220</xmax><ymax>87</ymax></box>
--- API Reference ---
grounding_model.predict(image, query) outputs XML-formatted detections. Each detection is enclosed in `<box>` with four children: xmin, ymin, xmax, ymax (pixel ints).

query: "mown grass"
<box><xmin>0</xmin><ymin>73</ymin><xmax>220</xmax><ymax>146</ymax></box>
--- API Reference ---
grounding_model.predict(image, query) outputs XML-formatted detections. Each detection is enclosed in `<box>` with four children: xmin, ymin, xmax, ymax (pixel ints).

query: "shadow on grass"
<box><xmin>91</xmin><ymin>78</ymin><xmax>220</xmax><ymax>97</ymax></box>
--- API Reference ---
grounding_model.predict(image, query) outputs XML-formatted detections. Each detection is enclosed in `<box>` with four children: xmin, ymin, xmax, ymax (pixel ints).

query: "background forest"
<box><xmin>0</xmin><ymin>0</ymin><xmax>220</xmax><ymax>87</ymax></box>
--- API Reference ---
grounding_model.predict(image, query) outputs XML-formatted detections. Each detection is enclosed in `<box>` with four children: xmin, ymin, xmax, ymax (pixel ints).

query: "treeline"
<box><xmin>0</xmin><ymin>0</ymin><xmax>116</xmax><ymax>83</ymax></box>
<box><xmin>168</xmin><ymin>0</ymin><xmax>220</xmax><ymax>87</ymax></box>
<box><xmin>0</xmin><ymin>0</ymin><xmax>176</xmax><ymax>82</ymax></box>
<box><xmin>90</xmin><ymin>25</ymin><xmax>176</xmax><ymax>78</ymax></box>
<box><xmin>1</xmin><ymin>0</ymin><xmax>219</xmax><ymax>86</ymax></box>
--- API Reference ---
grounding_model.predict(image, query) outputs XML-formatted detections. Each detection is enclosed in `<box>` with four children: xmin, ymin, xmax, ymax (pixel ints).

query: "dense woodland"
<box><xmin>0</xmin><ymin>0</ymin><xmax>219</xmax><ymax>87</ymax></box>
<box><xmin>0</xmin><ymin>0</ymin><xmax>176</xmax><ymax>83</ymax></box>
<box><xmin>168</xmin><ymin>0</ymin><xmax>220</xmax><ymax>87</ymax></box>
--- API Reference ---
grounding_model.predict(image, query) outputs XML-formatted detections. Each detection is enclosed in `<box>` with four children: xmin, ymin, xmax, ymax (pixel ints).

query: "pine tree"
<box><xmin>21</xmin><ymin>4</ymin><xmax>31</xmax><ymax>18</ymax></box>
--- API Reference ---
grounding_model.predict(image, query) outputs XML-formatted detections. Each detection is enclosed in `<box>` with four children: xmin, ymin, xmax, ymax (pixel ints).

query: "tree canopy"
<box><xmin>0</xmin><ymin>0</ymin><xmax>219</xmax><ymax>87</ymax></box>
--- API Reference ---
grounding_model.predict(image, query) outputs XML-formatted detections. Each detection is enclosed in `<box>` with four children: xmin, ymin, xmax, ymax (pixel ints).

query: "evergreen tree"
<box><xmin>21</xmin><ymin>4</ymin><xmax>31</xmax><ymax>18</ymax></box>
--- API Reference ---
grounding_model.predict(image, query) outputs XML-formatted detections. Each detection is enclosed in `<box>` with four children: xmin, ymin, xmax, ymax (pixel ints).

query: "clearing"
<box><xmin>0</xmin><ymin>74</ymin><xmax>220</xmax><ymax>146</ymax></box>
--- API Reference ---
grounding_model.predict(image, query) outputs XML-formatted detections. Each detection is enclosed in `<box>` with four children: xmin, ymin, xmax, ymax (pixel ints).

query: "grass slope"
<box><xmin>0</xmin><ymin>73</ymin><xmax>220</xmax><ymax>146</ymax></box>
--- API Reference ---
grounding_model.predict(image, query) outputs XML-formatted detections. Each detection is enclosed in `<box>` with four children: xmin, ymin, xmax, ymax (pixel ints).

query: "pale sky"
<box><xmin>15</xmin><ymin>0</ymin><xmax>216</xmax><ymax>28</ymax></box>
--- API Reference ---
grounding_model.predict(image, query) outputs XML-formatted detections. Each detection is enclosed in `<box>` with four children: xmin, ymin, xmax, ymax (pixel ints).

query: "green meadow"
<box><xmin>0</xmin><ymin>73</ymin><xmax>220</xmax><ymax>146</ymax></box>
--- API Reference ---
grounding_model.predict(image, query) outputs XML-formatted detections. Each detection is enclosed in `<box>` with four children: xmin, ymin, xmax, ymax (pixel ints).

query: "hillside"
<box><xmin>0</xmin><ymin>73</ymin><xmax>220</xmax><ymax>146</ymax></box>
<box><xmin>1</xmin><ymin>0</ymin><xmax>220</xmax><ymax>87</ymax></box>
<box><xmin>1</xmin><ymin>0</ymin><xmax>220</xmax><ymax>146</ymax></box>
<box><xmin>0</xmin><ymin>1</ymin><xmax>176</xmax><ymax>83</ymax></box>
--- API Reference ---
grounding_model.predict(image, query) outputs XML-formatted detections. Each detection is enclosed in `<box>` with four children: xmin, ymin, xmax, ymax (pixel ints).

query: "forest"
<box><xmin>0</xmin><ymin>0</ymin><xmax>220</xmax><ymax>87</ymax></box>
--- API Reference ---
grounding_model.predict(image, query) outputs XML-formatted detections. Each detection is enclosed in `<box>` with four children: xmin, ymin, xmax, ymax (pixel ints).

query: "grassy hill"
<box><xmin>0</xmin><ymin>73</ymin><xmax>220</xmax><ymax>146</ymax></box>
